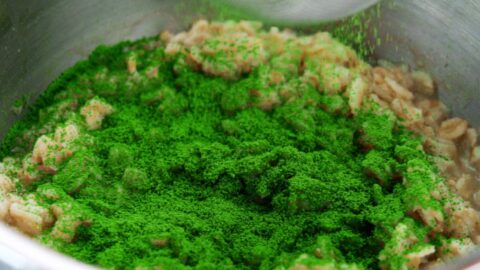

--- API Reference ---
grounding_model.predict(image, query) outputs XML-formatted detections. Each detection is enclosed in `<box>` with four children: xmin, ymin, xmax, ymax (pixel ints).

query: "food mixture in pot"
<box><xmin>0</xmin><ymin>21</ymin><xmax>480</xmax><ymax>270</ymax></box>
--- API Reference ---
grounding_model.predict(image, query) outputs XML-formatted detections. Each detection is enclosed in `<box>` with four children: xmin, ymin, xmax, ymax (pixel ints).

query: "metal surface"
<box><xmin>0</xmin><ymin>223</ymin><xmax>98</xmax><ymax>270</ymax></box>
<box><xmin>0</xmin><ymin>0</ymin><xmax>479</xmax><ymax>269</ymax></box>
<box><xmin>228</xmin><ymin>0</ymin><xmax>379</xmax><ymax>23</ymax></box>
<box><xmin>0</xmin><ymin>0</ymin><xmax>192</xmax><ymax>139</ymax></box>
<box><xmin>370</xmin><ymin>0</ymin><xmax>480</xmax><ymax>128</ymax></box>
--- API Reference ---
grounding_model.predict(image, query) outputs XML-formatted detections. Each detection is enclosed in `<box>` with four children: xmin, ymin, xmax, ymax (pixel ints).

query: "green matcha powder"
<box><xmin>0</xmin><ymin>21</ymin><xmax>465</xmax><ymax>270</ymax></box>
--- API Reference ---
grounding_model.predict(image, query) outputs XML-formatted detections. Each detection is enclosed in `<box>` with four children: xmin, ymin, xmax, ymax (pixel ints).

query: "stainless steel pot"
<box><xmin>0</xmin><ymin>1</ymin><xmax>479</xmax><ymax>269</ymax></box>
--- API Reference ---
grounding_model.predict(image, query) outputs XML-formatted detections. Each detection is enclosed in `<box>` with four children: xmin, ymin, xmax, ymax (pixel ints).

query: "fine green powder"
<box><xmin>0</xmin><ymin>22</ymin><xmax>463</xmax><ymax>270</ymax></box>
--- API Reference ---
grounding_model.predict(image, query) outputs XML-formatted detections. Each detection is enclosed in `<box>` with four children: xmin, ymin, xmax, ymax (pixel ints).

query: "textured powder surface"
<box><xmin>0</xmin><ymin>22</ymin><xmax>470</xmax><ymax>270</ymax></box>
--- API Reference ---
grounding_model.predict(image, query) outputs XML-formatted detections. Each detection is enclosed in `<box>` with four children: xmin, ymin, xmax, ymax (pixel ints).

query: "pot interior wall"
<box><xmin>370</xmin><ymin>0</ymin><xmax>480</xmax><ymax>128</ymax></box>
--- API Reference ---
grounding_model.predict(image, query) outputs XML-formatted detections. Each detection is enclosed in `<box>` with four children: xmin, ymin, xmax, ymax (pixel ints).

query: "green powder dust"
<box><xmin>179</xmin><ymin>0</ymin><xmax>381</xmax><ymax>59</ymax></box>
<box><xmin>0</xmin><ymin>21</ymin><xmax>462</xmax><ymax>270</ymax></box>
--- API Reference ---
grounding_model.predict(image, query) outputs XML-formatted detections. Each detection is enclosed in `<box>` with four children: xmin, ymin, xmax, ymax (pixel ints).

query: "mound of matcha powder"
<box><xmin>0</xmin><ymin>22</ymin><xmax>463</xmax><ymax>270</ymax></box>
